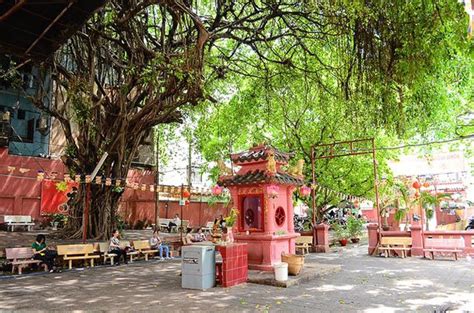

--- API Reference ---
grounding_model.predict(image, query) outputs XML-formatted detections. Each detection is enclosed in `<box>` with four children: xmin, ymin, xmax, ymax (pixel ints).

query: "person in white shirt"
<box><xmin>168</xmin><ymin>213</ymin><xmax>181</xmax><ymax>232</ymax></box>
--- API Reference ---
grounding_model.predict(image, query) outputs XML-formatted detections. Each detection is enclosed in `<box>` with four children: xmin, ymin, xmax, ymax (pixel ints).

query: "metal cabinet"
<box><xmin>181</xmin><ymin>245</ymin><xmax>215</xmax><ymax>290</ymax></box>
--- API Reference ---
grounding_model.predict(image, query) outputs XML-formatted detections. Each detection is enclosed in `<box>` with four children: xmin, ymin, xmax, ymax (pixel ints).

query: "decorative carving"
<box><xmin>275</xmin><ymin>207</ymin><xmax>285</xmax><ymax>226</ymax></box>
<box><xmin>266</xmin><ymin>151</ymin><xmax>277</xmax><ymax>174</ymax></box>
<box><xmin>289</xmin><ymin>159</ymin><xmax>304</xmax><ymax>177</ymax></box>
<box><xmin>217</xmin><ymin>159</ymin><xmax>233</xmax><ymax>176</ymax></box>
<box><xmin>238</xmin><ymin>187</ymin><xmax>263</xmax><ymax>195</ymax></box>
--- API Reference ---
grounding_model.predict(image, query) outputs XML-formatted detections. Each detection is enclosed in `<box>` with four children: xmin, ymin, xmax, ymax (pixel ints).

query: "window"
<box><xmin>17</xmin><ymin>109</ymin><xmax>25</xmax><ymax>120</ymax></box>
<box><xmin>275</xmin><ymin>207</ymin><xmax>285</xmax><ymax>226</ymax></box>
<box><xmin>241</xmin><ymin>195</ymin><xmax>263</xmax><ymax>231</ymax></box>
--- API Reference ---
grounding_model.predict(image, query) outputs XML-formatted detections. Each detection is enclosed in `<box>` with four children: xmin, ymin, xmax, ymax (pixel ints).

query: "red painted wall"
<box><xmin>0</xmin><ymin>147</ymin><xmax>66</xmax><ymax>219</ymax></box>
<box><xmin>0</xmin><ymin>147</ymin><xmax>227</xmax><ymax>226</ymax></box>
<box><xmin>119</xmin><ymin>197</ymin><xmax>229</xmax><ymax>227</ymax></box>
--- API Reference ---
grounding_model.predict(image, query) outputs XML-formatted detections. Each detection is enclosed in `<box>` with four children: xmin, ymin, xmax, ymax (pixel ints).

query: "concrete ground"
<box><xmin>1</xmin><ymin>242</ymin><xmax>473</xmax><ymax>312</ymax></box>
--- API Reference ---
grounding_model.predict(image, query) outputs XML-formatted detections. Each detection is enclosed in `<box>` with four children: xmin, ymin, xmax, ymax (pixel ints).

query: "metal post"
<box><xmin>371</xmin><ymin>139</ymin><xmax>382</xmax><ymax>244</ymax></box>
<box><xmin>82</xmin><ymin>183</ymin><xmax>90</xmax><ymax>243</ymax></box>
<box><xmin>154</xmin><ymin>128</ymin><xmax>160</xmax><ymax>229</ymax></box>
<box><xmin>180</xmin><ymin>184</ymin><xmax>184</xmax><ymax>243</ymax></box>
<box><xmin>311</xmin><ymin>145</ymin><xmax>316</xmax><ymax>226</ymax></box>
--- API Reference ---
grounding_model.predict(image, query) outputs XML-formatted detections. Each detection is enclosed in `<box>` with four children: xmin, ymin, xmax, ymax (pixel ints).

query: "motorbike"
<box><xmin>465</xmin><ymin>216</ymin><xmax>474</xmax><ymax>230</ymax></box>
<box><xmin>293</xmin><ymin>215</ymin><xmax>311</xmax><ymax>232</ymax></box>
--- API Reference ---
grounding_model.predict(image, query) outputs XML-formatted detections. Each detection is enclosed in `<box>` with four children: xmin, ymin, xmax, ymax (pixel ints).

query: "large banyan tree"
<box><xmin>31</xmin><ymin>1</ymin><xmax>351</xmax><ymax>239</ymax></box>
<box><xmin>28</xmin><ymin>1</ymin><xmax>470</xmax><ymax>238</ymax></box>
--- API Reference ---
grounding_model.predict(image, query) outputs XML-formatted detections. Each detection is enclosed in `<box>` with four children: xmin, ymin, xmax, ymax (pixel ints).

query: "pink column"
<box><xmin>287</xmin><ymin>187</ymin><xmax>295</xmax><ymax>232</ymax></box>
<box><xmin>367</xmin><ymin>223</ymin><xmax>379</xmax><ymax>255</ymax></box>
<box><xmin>313</xmin><ymin>223</ymin><xmax>329</xmax><ymax>253</ymax></box>
<box><xmin>410</xmin><ymin>225</ymin><xmax>423</xmax><ymax>256</ymax></box>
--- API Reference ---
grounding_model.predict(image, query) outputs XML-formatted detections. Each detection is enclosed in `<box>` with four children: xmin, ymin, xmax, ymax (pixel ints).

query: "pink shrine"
<box><xmin>218</xmin><ymin>144</ymin><xmax>304</xmax><ymax>271</ymax></box>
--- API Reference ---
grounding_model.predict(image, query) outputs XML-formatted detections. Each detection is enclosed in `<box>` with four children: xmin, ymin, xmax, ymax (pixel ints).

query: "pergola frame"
<box><xmin>310</xmin><ymin>138</ymin><xmax>382</xmax><ymax>240</ymax></box>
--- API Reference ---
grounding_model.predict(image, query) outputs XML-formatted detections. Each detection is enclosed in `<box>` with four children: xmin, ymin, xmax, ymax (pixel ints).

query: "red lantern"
<box><xmin>415</xmin><ymin>191</ymin><xmax>420</xmax><ymax>198</ymax></box>
<box><xmin>412</xmin><ymin>181</ymin><xmax>421</xmax><ymax>189</ymax></box>
<box><xmin>183</xmin><ymin>190</ymin><xmax>191</xmax><ymax>198</ymax></box>
<box><xmin>423</xmin><ymin>181</ymin><xmax>430</xmax><ymax>188</ymax></box>
<box><xmin>212</xmin><ymin>185</ymin><xmax>223</xmax><ymax>196</ymax></box>
<box><xmin>300</xmin><ymin>185</ymin><xmax>311</xmax><ymax>197</ymax></box>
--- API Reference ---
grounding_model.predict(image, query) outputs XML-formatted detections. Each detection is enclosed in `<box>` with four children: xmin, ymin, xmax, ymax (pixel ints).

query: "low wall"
<box><xmin>368</xmin><ymin>223</ymin><xmax>474</xmax><ymax>257</ymax></box>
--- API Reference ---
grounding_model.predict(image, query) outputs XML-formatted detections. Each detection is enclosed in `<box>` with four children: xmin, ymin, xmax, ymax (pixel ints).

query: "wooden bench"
<box><xmin>379</xmin><ymin>237</ymin><xmax>412</xmax><ymax>258</ymax></box>
<box><xmin>159</xmin><ymin>219</ymin><xmax>173</xmax><ymax>232</ymax></box>
<box><xmin>57</xmin><ymin>244</ymin><xmax>100</xmax><ymax>269</ymax></box>
<box><xmin>2</xmin><ymin>215</ymin><xmax>35</xmax><ymax>231</ymax></box>
<box><xmin>5</xmin><ymin>247</ymin><xmax>47</xmax><ymax>275</ymax></box>
<box><xmin>120</xmin><ymin>240</ymin><xmax>140</xmax><ymax>263</ymax></box>
<box><xmin>295</xmin><ymin>236</ymin><xmax>313</xmax><ymax>255</ymax></box>
<box><xmin>179</xmin><ymin>220</ymin><xmax>190</xmax><ymax>232</ymax></box>
<box><xmin>423</xmin><ymin>237</ymin><xmax>464</xmax><ymax>260</ymax></box>
<box><xmin>201</xmin><ymin>221</ymin><xmax>214</xmax><ymax>233</ymax></box>
<box><xmin>98</xmin><ymin>242</ymin><xmax>117</xmax><ymax>265</ymax></box>
<box><xmin>133</xmin><ymin>240</ymin><xmax>158</xmax><ymax>261</ymax></box>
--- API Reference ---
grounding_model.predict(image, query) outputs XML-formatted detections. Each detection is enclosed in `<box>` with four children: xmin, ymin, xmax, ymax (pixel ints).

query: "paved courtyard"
<box><xmin>1</xmin><ymin>243</ymin><xmax>473</xmax><ymax>312</ymax></box>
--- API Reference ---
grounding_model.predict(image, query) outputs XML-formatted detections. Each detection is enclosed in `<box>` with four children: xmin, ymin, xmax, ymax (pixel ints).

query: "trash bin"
<box><xmin>181</xmin><ymin>245</ymin><xmax>215</xmax><ymax>290</ymax></box>
<box><xmin>274</xmin><ymin>262</ymin><xmax>288</xmax><ymax>282</ymax></box>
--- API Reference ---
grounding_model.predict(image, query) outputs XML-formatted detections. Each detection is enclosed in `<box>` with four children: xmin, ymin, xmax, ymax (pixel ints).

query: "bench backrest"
<box><xmin>98</xmin><ymin>242</ymin><xmax>110</xmax><ymax>253</ymax></box>
<box><xmin>381</xmin><ymin>237</ymin><xmax>412</xmax><ymax>246</ymax></box>
<box><xmin>119</xmin><ymin>240</ymin><xmax>131</xmax><ymax>249</ymax></box>
<box><xmin>425</xmin><ymin>237</ymin><xmax>465</xmax><ymax>249</ymax></box>
<box><xmin>5</xmin><ymin>247</ymin><xmax>34</xmax><ymax>260</ymax></box>
<box><xmin>57</xmin><ymin>244</ymin><xmax>95</xmax><ymax>256</ymax></box>
<box><xmin>4</xmin><ymin>215</ymin><xmax>32</xmax><ymax>223</ymax></box>
<box><xmin>159</xmin><ymin>219</ymin><xmax>172</xmax><ymax>225</ymax></box>
<box><xmin>296</xmin><ymin>236</ymin><xmax>313</xmax><ymax>245</ymax></box>
<box><xmin>133</xmin><ymin>240</ymin><xmax>151</xmax><ymax>251</ymax></box>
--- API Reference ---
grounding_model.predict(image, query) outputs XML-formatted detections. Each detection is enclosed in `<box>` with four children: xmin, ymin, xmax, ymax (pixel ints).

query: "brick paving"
<box><xmin>1</xmin><ymin>240</ymin><xmax>473</xmax><ymax>312</ymax></box>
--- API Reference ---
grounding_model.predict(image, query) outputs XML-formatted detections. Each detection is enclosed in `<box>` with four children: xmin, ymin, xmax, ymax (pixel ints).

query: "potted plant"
<box><xmin>332</xmin><ymin>222</ymin><xmax>349</xmax><ymax>246</ymax></box>
<box><xmin>49</xmin><ymin>213</ymin><xmax>68</xmax><ymax>230</ymax></box>
<box><xmin>224</xmin><ymin>208</ymin><xmax>238</xmax><ymax>243</ymax></box>
<box><xmin>347</xmin><ymin>216</ymin><xmax>364</xmax><ymax>243</ymax></box>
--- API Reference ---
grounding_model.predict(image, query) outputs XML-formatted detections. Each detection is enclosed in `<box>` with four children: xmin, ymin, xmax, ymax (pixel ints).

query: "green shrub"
<box><xmin>346</xmin><ymin>216</ymin><xmax>365</xmax><ymax>239</ymax></box>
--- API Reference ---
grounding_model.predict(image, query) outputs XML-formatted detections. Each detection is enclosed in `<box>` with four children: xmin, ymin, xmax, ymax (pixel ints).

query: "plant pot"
<box><xmin>339</xmin><ymin>239</ymin><xmax>348</xmax><ymax>246</ymax></box>
<box><xmin>281</xmin><ymin>253</ymin><xmax>305</xmax><ymax>276</ymax></box>
<box><xmin>351</xmin><ymin>238</ymin><xmax>360</xmax><ymax>243</ymax></box>
<box><xmin>227</xmin><ymin>226</ymin><xmax>234</xmax><ymax>243</ymax></box>
<box><xmin>382</xmin><ymin>225</ymin><xmax>390</xmax><ymax>231</ymax></box>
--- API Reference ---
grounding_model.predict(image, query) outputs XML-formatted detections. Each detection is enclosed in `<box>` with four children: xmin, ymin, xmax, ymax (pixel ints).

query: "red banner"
<box><xmin>40</xmin><ymin>180</ymin><xmax>77</xmax><ymax>215</ymax></box>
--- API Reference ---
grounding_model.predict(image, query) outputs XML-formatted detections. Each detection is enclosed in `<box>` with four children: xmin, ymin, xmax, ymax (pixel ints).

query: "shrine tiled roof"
<box><xmin>218</xmin><ymin>169</ymin><xmax>304</xmax><ymax>186</ymax></box>
<box><xmin>231</xmin><ymin>145</ymin><xmax>294</xmax><ymax>164</ymax></box>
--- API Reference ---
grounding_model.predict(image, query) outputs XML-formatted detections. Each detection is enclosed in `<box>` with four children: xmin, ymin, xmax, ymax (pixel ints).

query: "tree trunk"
<box><xmin>62</xmin><ymin>183</ymin><xmax>122</xmax><ymax>240</ymax></box>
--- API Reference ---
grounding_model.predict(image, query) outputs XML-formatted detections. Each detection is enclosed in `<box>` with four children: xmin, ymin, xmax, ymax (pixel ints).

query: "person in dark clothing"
<box><xmin>108</xmin><ymin>229</ymin><xmax>128</xmax><ymax>265</ymax></box>
<box><xmin>167</xmin><ymin>214</ymin><xmax>181</xmax><ymax>232</ymax></box>
<box><xmin>32</xmin><ymin>234</ymin><xmax>58</xmax><ymax>272</ymax></box>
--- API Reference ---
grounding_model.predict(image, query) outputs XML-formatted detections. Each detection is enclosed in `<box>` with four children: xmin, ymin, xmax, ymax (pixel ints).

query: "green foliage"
<box><xmin>207</xmin><ymin>194</ymin><xmax>230</xmax><ymax>208</ymax></box>
<box><xmin>346</xmin><ymin>216</ymin><xmax>365</xmax><ymax>239</ymax></box>
<box><xmin>190</xmin><ymin>0</ymin><xmax>472</xmax><ymax>209</ymax></box>
<box><xmin>48</xmin><ymin>213</ymin><xmax>68</xmax><ymax>228</ymax></box>
<box><xmin>394</xmin><ymin>208</ymin><xmax>408</xmax><ymax>223</ymax></box>
<box><xmin>224</xmin><ymin>208</ymin><xmax>239</xmax><ymax>227</ymax></box>
<box><xmin>331</xmin><ymin>222</ymin><xmax>349</xmax><ymax>240</ymax></box>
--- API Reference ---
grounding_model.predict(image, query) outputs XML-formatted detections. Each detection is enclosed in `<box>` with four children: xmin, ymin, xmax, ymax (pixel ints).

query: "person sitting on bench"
<box><xmin>185</xmin><ymin>228</ymin><xmax>206</xmax><ymax>244</ymax></box>
<box><xmin>32</xmin><ymin>234</ymin><xmax>58</xmax><ymax>272</ymax></box>
<box><xmin>109</xmin><ymin>229</ymin><xmax>128</xmax><ymax>265</ymax></box>
<box><xmin>167</xmin><ymin>214</ymin><xmax>181</xmax><ymax>232</ymax></box>
<box><xmin>150</xmin><ymin>229</ymin><xmax>170</xmax><ymax>260</ymax></box>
